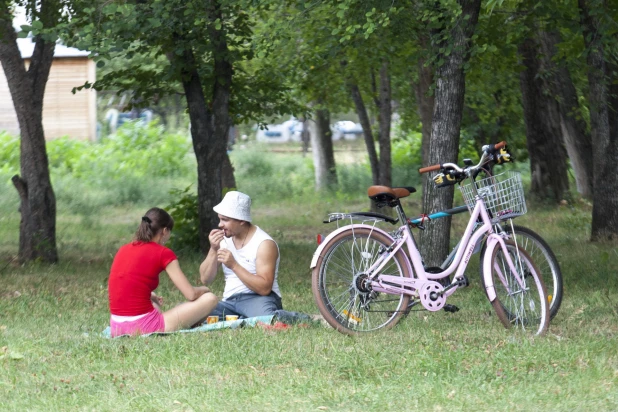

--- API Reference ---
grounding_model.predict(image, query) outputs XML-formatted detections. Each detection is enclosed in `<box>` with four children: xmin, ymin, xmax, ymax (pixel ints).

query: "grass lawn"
<box><xmin>1</xmin><ymin>160</ymin><xmax>618</xmax><ymax>410</ymax></box>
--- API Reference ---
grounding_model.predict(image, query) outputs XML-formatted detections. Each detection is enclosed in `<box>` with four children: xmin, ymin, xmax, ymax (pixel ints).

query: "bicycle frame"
<box><xmin>409</xmin><ymin>205</ymin><xmax>516</xmax><ymax>270</ymax></box>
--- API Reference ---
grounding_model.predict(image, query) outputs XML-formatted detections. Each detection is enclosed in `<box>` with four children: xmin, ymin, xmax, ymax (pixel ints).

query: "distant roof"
<box><xmin>17</xmin><ymin>37</ymin><xmax>90</xmax><ymax>58</ymax></box>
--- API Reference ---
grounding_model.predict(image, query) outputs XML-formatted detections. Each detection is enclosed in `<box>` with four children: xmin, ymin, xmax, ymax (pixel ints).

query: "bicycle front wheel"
<box><xmin>502</xmin><ymin>224</ymin><xmax>563</xmax><ymax>320</ymax></box>
<box><xmin>312</xmin><ymin>227</ymin><xmax>411</xmax><ymax>335</ymax></box>
<box><xmin>483</xmin><ymin>241</ymin><xmax>549</xmax><ymax>336</ymax></box>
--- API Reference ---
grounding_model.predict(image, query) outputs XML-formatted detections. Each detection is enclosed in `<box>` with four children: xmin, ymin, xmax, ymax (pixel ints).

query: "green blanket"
<box><xmin>102</xmin><ymin>315</ymin><xmax>275</xmax><ymax>338</ymax></box>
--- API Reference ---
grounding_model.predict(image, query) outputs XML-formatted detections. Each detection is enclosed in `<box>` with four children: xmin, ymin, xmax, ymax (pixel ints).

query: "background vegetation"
<box><xmin>1</xmin><ymin>124</ymin><xmax>617</xmax><ymax>410</ymax></box>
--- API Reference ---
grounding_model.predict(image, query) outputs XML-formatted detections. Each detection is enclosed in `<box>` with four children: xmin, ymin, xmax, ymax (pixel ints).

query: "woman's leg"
<box><xmin>163</xmin><ymin>292</ymin><xmax>218</xmax><ymax>332</ymax></box>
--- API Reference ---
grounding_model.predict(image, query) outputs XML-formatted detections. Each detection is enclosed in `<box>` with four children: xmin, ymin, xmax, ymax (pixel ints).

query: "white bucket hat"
<box><xmin>213</xmin><ymin>191</ymin><xmax>252</xmax><ymax>222</ymax></box>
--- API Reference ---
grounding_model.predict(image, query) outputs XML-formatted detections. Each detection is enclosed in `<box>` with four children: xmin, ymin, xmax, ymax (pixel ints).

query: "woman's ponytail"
<box><xmin>134</xmin><ymin>208</ymin><xmax>174</xmax><ymax>242</ymax></box>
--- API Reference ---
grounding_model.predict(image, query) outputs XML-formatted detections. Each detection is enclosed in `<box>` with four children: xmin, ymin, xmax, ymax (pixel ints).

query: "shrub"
<box><xmin>165</xmin><ymin>186</ymin><xmax>200</xmax><ymax>252</ymax></box>
<box><xmin>0</xmin><ymin>131</ymin><xmax>19</xmax><ymax>175</ymax></box>
<box><xmin>230</xmin><ymin>148</ymin><xmax>315</xmax><ymax>199</ymax></box>
<box><xmin>391</xmin><ymin>131</ymin><xmax>422</xmax><ymax>187</ymax></box>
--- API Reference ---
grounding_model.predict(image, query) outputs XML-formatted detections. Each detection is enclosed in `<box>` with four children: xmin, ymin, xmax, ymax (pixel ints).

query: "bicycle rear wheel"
<box><xmin>312</xmin><ymin>227</ymin><xmax>411</xmax><ymax>335</ymax></box>
<box><xmin>502</xmin><ymin>224</ymin><xmax>562</xmax><ymax>320</ymax></box>
<box><xmin>483</xmin><ymin>241</ymin><xmax>549</xmax><ymax>336</ymax></box>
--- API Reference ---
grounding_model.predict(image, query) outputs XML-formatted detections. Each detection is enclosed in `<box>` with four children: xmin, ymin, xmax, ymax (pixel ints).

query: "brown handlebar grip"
<box><xmin>418</xmin><ymin>164</ymin><xmax>441</xmax><ymax>174</ymax></box>
<box><xmin>494</xmin><ymin>141</ymin><xmax>507</xmax><ymax>149</ymax></box>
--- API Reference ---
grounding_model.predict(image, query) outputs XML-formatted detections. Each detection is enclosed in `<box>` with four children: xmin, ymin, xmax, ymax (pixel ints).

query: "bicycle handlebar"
<box><xmin>418</xmin><ymin>141</ymin><xmax>508</xmax><ymax>176</ymax></box>
<box><xmin>485</xmin><ymin>141</ymin><xmax>506</xmax><ymax>151</ymax></box>
<box><xmin>418</xmin><ymin>164</ymin><xmax>442</xmax><ymax>174</ymax></box>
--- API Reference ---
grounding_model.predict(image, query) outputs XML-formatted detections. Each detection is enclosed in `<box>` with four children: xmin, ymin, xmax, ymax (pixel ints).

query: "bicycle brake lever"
<box><xmin>408</xmin><ymin>220</ymin><xmax>425</xmax><ymax>230</ymax></box>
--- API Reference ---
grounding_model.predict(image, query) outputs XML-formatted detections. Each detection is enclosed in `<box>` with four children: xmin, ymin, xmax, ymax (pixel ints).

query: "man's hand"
<box><xmin>209</xmin><ymin>229</ymin><xmax>225</xmax><ymax>251</ymax></box>
<box><xmin>217</xmin><ymin>248</ymin><xmax>237</xmax><ymax>270</ymax></box>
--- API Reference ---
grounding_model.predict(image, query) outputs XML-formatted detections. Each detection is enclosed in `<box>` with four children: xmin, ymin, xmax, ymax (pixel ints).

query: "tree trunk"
<box><xmin>348</xmin><ymin>81</ymin><xmax>380</xmax><ymax>185</ymax></box>
<box><xmin>174</xmin><ymin>3</ymin><xmax>233</xmax><ymax>252</ymax></box>
<box><xmin>310</xmin><ymin>108</ymin><xmax>337</xmax><ymax>190</ymax></box>
<box><xmin>377</xmin><ymin>61</ymin><xmax>392</xmax><ymax>187</ymax></box>
<box><xmin>301</xmin><ymin>117</ymin><xmax>310</xmax><ymax>157</ymax></box>
<box><xmin>221</xmin><ymin>152</ymin><xmax>236</xmax><ymax>190</ymax></box>
<box><xmin>540</xmin><ymin>31</ymin><xmax>594</xmax><ymax>199</ymax></box>
<box><xmin>179</xmin><ymin>54</ymin><xmax>222</xmax><ymax>253</ymax></box>
<box><xmin>415</xmin><ymin>35</ymin><xmax>434</xmax><ymax>169</ymax></box>
<box><xmin>0</xmin><ymin>3</ymin><xmax>58</xmax><ymax>263</ymax></box>
<box><xmin>518</xmin><ymin>35</ymin><xmax>570</xmax><ymax>203</ymax></box>
<box><xmin>579</xmin><ymin>0</ymin><xmax>618</xmax><ymax>241</ymax></box>
<box><xmin>419</xmin><ymin>0</ymin><xmax>482</xmax><ymax>266</ymax></box>
<box><xmin>414</xmin><ymin>35</ymin><xmax>434</xmax><ymax>197</ymax></box>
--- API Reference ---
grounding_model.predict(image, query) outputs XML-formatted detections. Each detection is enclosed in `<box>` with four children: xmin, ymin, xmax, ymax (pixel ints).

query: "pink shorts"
<box><xmin>110</xmin><ymin>309</ymin><xmax>165</xmax><ymax>337</ymax></box>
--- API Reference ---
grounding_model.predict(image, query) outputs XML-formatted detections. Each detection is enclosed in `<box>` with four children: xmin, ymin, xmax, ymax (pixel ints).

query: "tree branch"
<box><xmin>11</xmin><ymin>175</ymin><xmax>27</xmax><ymax>202</ymax></box>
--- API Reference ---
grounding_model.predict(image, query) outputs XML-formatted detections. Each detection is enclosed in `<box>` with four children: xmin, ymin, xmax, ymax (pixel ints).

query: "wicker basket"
<box><xmin>459</xmin><ymin>171</ymin><xmax>527</xmax><ymax>222</ymax></box>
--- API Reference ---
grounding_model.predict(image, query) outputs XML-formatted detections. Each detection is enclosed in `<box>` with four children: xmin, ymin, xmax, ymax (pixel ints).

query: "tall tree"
<box><xmin>539</xmin><ymin>30</ymin><xmax>593</xmax><ymax>199</ymax></box>
<box><xmin>419</xmin><ymin>0</ymin><xmax>482</xmax><ymax>266</ymax></box>
<box><xmin>0</xmin><ymin>0</ymin><xmax>61</xmax><ymax>263</ymax></box>
<box><xmin>309</xmin><ymin>107</ymin><xmax>337</xmax><ymax>190</ymax></box>
<box><xmin>255</xmin><ymin>2</ymin><xmax>343</xmax><ymax>190</ymax></box>
<box><xmin>578</xmin><ymin>0</ymin><xmax>618</xmax><ymax>240</ymax></box>
<box><xmin>346</xmin><ymin>71</ymin><xmax>380</xmax><ymax>185</ymax></box>
<box><xmin>376</xmin><ymin>61</ymin><xmax>393</xmax><ymax>187</ymax></box>
<box><xmin>329</xmin><ymin>2</ymin><xmax>410</xmax><ymax>188</ymax></box>
<box><xmin>518</xmin><ymin>33</ymin><xmax>570</xmax><ymax>202</ymax></box>
<box><xmin>73</xmin><ymin>0</ymin><xmax>296</xmax><ymax>251</ymax></box>
<box><xmin>415</xmin><ymin>35</ymin><xmax>434</xmax><ymax>171</ymax></box>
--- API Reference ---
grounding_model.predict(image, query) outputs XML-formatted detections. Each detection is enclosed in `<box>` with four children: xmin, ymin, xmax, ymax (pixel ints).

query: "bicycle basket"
<box><xmin>459</xmin><ymin>171</ymin><xmax>527</xmax><ymax>222</ymax></box>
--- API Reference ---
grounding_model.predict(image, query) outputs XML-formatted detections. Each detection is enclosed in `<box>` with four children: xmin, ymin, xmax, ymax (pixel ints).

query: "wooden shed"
<box><xmin>0</xmin><ymin>38</ymin><xmax>97</xmax><ymax>141</ymax></box>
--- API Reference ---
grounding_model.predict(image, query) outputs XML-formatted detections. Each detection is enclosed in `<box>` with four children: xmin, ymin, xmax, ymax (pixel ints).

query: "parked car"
<box><xmin>332</xmin><ymin>121</ymin><xmax>363</xmax><ymax>140</ymax></box>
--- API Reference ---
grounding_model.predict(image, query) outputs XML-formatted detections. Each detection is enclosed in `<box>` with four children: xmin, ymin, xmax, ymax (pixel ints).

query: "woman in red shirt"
<box><xmin>108</xmin><ymin>207</ymin><xmax>217</xmax><ymax>337</ymax></box>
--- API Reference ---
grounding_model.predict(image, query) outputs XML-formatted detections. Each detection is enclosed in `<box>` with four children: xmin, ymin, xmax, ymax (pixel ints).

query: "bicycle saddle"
<box><xmin>367</xmin><ymin>185</ymin><xmax>416</xmax><ymax>202</ymax></box>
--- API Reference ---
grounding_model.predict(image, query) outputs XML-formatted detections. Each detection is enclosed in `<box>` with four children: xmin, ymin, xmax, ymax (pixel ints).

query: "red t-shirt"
<box><xmin>108</xmin><ymin>242</ymin><xmax>177</xmax><ymax>316</ymax></box>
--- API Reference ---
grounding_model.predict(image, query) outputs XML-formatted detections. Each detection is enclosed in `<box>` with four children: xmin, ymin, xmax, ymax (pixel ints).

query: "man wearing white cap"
<box><xmin>200</xmin><ymin>191</ymin><xmax>307</xmax><ymax>321</ymax></box>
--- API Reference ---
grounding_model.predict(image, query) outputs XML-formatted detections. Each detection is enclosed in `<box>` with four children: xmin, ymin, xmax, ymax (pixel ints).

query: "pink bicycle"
<box><xmin>310</xmin><ymin>142</ymin><xmax>550</xmax><ymax>336</ymax></box>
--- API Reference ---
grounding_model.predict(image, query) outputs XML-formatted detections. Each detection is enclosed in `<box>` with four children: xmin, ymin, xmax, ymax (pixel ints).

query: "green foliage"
<box><xmin>231</xmin><ymin>147</ymin><xmax>316</xmax><ymax>199</ymax></box>
<box><xmin>391</xmin><ymin>129</ymin><xmax>423</xmax><ymax>187</ymax></box>
<box><xmin>66</xmin><ymin>0</ymin><xmax>300</xmax><ymax>125</ymax></box>
<box><xmin>2</xmin><ymin>121</ymin><xmax>193</xmax><ymax>183</ymax></box>
<box><xmin>100</xmin><ymin>121</ymin><xmax>192</xmax><ymax>178</ymax></box>
<box><xmin>336</xmin><ymin>163</ymin><xmax>373</xmax><ymax>195</ymax></box>
<box><xmin>164</xmin><ymin>186</ymin><xmax>200</xmax><ymax>253</ymax></box>
<box><xmin>0</xmin><ymin>122</ymin><xmax>194</xmax><ymax>215</ymax></box>
<box><xmin>45</xmin><ymin>136</ymin><xmax>91</xmax><ymax>175</ymax></box>
<box><xmin>0</xmin><ymin>131</ymin><xmax>20</xmax><ymax>175</ymax></box>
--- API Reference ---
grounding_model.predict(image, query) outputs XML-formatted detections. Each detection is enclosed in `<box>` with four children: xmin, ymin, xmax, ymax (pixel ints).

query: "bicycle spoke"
<box><xmin>312</xmin><ymin>227</ymin><xmax>410</xmax><ymax>334</ymax></box>
<box><xmin>486</xmin><ymin>242</ymin><xmax>548</xmax><ymax>335</ymax></box>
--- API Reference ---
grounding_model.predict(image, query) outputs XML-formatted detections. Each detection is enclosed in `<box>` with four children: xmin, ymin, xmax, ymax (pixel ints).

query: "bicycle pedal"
<box><xmin>443</xmin><ymin>304</ymin><xmax>460</xmax><ymax>313</ymax></box>
<box><xmin>456</xmin><ymin>275</ymin><xmax>470</xmax><ymax>288</ymax></box>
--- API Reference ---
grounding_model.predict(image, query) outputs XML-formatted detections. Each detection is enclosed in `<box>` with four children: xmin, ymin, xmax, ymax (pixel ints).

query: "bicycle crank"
<box><xmin>419</xmin><ymin>281</ymin><xmax>446</xmax><ymax>312</ymax></box>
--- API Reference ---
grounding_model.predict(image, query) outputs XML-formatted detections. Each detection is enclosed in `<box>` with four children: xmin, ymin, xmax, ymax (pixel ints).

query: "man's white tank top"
<box><xmin>220</xmin><ymin>226</ymin><xmax>281</xmax><ymax>300</ymax></box>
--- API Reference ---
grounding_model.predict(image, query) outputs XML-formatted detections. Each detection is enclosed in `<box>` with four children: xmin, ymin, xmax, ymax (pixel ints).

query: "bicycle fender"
<box><xmin>482</xmin><ymin>234</ymin><xmax>504</xmax><ymax>302</ymax></box>
<box><xmin>309</xmin><ymin>224</ymin><xmax>394</xmax><ymax>269</ymax></box>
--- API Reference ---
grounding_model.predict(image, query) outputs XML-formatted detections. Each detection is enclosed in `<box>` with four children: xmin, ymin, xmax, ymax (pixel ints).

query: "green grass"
<box><xmin>1</xmin><ymin>146</ymin><xmax>618</xmax><ymax>411</ymax></box>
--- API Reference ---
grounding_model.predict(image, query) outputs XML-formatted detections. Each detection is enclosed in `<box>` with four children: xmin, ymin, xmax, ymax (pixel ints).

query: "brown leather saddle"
<box><xmin>367</xmin><ymin>185</ymin><xmax>416</xmax><ymax>203</ymax></box>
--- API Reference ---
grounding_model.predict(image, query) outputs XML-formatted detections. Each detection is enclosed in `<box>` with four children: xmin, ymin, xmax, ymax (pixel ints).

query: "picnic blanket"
<box><xmin>102</xmin><ymin>315</ymin><xmax>275</xmax><ymax>338</ymax></box>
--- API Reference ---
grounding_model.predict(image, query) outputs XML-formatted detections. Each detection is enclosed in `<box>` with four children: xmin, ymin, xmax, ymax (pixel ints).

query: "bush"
<box><xmin>165</xmin><ymin>186</ymin><xmax>200</xmax><ymax>253</ymax></box>
<box><xmin>230</xmin><ymin>147</ymin><xmax>315</xmax><ymax>199</ymax></box>
<box><xmin>391</xmin><ymin>130</ymin><xmax>422</xmax><ymax>187</ymax></box>
<box><xmin>0</xmin><ymin>131</ymin><xmax>19</xmax><ymax>175</ymax></box>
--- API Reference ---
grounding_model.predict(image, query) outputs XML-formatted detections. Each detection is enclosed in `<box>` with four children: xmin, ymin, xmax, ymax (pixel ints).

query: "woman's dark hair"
<box><xmin>134</xmin><ymin>208</ymin><xmax>174</xmax><ymax>242</ymax></box>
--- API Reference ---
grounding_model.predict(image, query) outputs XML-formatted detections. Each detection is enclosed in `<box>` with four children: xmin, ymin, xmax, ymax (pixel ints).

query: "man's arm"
<box><xmin>200</xmin><ymin>248</ymin><xmax>219</xmax><ymax>285</ymax></box>
<box><xmin>200</xmin><ymin>229</ymin><xmax>224</xmax><ymax>285</ymax></box>
<box><xmin>216</xmin><ymin>240</ymin><xmax>278</xmax><ymax>296</ymax></box>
